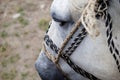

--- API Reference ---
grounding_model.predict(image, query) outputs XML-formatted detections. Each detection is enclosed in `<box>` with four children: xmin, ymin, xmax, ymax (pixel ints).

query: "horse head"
<box><xmin>35</xmin><ymin>0</ymin><xmax>120</xmax><ymax>80</ymax></box>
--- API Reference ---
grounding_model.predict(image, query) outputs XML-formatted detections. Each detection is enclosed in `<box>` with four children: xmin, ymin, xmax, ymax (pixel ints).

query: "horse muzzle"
<box><xmin>35</xmin><ymin>51</ymin><xmax>65</xmax><ymax>80</ymax></box>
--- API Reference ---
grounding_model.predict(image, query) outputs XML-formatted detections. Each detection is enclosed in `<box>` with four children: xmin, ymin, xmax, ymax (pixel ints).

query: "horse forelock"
<box><xmin>69</xmin><ymin>0</ymin><xmax>100</xmax><ymax>37</ymax></box>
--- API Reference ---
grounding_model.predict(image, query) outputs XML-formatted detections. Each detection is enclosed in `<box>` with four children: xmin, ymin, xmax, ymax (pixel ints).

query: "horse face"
<box><xmin>36</xmin><ymin>0</ymin><xmax>120</xmax><ymax>80</ymax></box>
<box><xmin>48</xmin><ymin>0</ymin><xmax>88</xmax><ymax>43</ymax></box>
<box><xmin>35</xmin><ymin>0</ymin><xmax>89</xmax><ymax>80</ymax></box>
<box><xmin>50</xmin><ymin>0</ymin><xmax>89</xmax><ymax>26</ymax></box>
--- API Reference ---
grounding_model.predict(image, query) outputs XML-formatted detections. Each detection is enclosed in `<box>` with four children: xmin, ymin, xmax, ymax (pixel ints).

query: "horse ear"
<box><xmin>81</xmin><ymin>0</ymin><xmax>100</xmax><ymax>38</ymax></box>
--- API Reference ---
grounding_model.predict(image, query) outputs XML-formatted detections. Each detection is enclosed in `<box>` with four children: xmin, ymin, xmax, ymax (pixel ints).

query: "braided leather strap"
<box><xmin>95</xmin><ymin>0</ymin><xmax>120</xmax><ymax>72</ymax></box>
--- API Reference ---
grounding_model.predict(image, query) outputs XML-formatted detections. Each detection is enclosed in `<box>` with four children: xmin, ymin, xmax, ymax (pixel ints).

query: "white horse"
<box><xmin>35</xmin><ymin>0</ymin><xmax>120</xmax><ymax>80</ymax></box>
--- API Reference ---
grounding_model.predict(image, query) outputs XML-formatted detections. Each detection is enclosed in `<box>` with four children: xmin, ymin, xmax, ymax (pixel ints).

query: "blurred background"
<box><xmin>0</xmin><ymin>0</ymin><xmax>52</xmax><ymax>80</ymax></box>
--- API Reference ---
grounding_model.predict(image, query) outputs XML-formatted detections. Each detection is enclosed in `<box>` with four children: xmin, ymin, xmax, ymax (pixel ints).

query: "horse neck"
<box><xmin>108</xmin><ymin>0</ymin><xmax>120</xmax><ymax>39</ymax></box>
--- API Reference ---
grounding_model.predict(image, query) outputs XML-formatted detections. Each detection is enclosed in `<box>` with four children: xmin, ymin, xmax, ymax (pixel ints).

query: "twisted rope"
<box><xmin>55</xmin><ymin>18</ymin><xmax>82</xmax><ymax>63</ymax></box>
<box><xmin>64</xmin><ymin>28</ymin><xmax>87</xmax><ymax>56</ymax></box>
<box><xmin>42</xmin><ymin>43</ymin><xmax>71</xmax><ymax>80</ymax></box>
<box><xmin>44</xmin><ymin>35</ymin><xmax>100</xmax><ymax>80</ymax></box>
<box><xmin>43</xmin><ymin>0</ymin><xmax>120</xmax><ymax>80</ymax></box>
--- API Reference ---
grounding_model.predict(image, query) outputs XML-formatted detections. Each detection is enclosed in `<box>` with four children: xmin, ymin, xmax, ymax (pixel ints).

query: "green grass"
<box><xmin>17</xmin><ymin>17</ymin><xmax>29</xmax><ymax>26</ymax></box>
<box><xmin>38</xmin><ymin>19</ymin><xmax>49</xmax><ymax>31</ymax></box>
<box><xmin>0</xmin><ymin>31</ymin><xmax>8</xmax><ymax>38</ymax></box>
<box><xmin>21</xmin><ymin>72</ymin><xmax>29</xmax><ymax>80</ymax></box>
<box><xmin>24</xmin><ymin>64</ymin><xmax>29</xmax><ymax>68</ymax></box>
<box><xmin>9</xmin><ymin>54</ymin><xmax>20</xmax><ymax>63</ymax></box>
<box><xmin>16</xmin><ymin>7</ymin><xmax>29</xmax><ymax>26</ymax></box>
<box><xmin>1</xmin><ymin>69</ymin><xmax>17</xmax><ymax>80</ymax></box>
<box><xmin>3</xmin><ymin>23</ymin><xmax>11</xmax><ymax>28</ymax></box>
<box><xmin>17</xmin><ymin>7</ymin><xmax>24</xmax><ymax>13</ymax></box>
<box><xmin>0</xmin><ymin>46</ymin><xmax>7</xmax><ymax>52</ymax></box>
<box><xmin>1</xmin><ymin>59</ymin><xmax>8</xmax><ymax>67</ymax></box>
<box><xmin>25</xmin><ymin>44</ymin><xmax>30</xmax><ymax>49</ymax></box>
<box><xmin>24</xmin><ymin>31</ymin><xmax>29</xmax><ymax>35</ymax></box>
<box><xmin>14</xmin><ymin>33</ymin><xmax>20</xmax><ymax>37</ymax></box>
<box><xmin>16</xmin><ymin>7</ymin><xmax>25</xmax><ymax>16</ymax></box>
<box><xmin>0</xmin><ymin>43</ymin><xmax>8</xmax><ymax>52</ymax></box>
<box><xmin>1</xmin><ymin>54</ymin><xmax>20</xmax><ymax>67</ymax></box>
<box><xmin>39</xmin><ymin>48</ymin><xmax>41</xmax><ymax>52</ymax></box>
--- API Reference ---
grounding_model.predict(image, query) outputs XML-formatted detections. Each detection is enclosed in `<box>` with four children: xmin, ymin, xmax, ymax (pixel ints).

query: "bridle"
<box><xmin>42</xmin><ymin>0</ymin><xmax>120</xmax><ymax>80</ymax></box>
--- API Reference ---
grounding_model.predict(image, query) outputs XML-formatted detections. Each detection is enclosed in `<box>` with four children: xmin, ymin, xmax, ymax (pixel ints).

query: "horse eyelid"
<box><xmin>60</xmin><ymin>21</ymin><xmax>67</xmax><ymax>26</ymax></box>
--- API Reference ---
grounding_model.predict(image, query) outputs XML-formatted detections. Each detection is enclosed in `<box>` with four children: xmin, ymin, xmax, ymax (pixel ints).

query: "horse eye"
<box><xmin>52</xmin><ymin>14</ymin><xmax>67</xmax><ymax>26</ymax></box>
<box><xmin>59</xmin><ymin>21</ymin><xmax>67</xmax><ymax>26</ymax></box>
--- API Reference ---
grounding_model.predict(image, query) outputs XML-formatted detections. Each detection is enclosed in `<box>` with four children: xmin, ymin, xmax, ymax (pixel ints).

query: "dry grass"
<box><xmin>0</xmin><ymin>0</ymin><xmax>52</xmax><ymax>80</ymax></box>
<box><xmin>38</xmin><ymin>19</ymin><xmax>49</xmax><ymax>31</ymax></box>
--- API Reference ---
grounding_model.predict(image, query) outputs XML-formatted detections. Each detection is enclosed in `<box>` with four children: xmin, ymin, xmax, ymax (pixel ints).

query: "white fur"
<box><xmin>46</xmin><ymin>0</ymin><xmax>120</xmax><ymax>80</ymax></box>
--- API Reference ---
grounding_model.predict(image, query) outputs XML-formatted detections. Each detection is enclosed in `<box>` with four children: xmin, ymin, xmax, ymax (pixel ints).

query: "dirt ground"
<box><xmin>0</xmin><ymin>0</ymin><xmax>52</xmax><ymax>80</ymax></box>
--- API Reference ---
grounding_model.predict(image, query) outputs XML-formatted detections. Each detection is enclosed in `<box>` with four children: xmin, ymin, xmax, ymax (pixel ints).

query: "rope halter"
<box><xmin>42</xmin><ymin>0</ymin><xmax>120</xmax><ymax>79</ymax></box>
